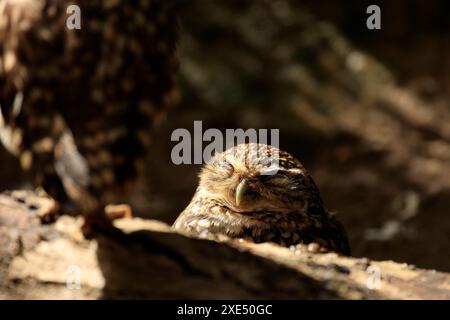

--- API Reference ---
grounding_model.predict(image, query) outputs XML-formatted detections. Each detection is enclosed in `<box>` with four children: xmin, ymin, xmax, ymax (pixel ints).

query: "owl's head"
<box><xmin>198</xmin><ymin>143</ymin><xmax>317</xmax><ymax>215</ymax></box>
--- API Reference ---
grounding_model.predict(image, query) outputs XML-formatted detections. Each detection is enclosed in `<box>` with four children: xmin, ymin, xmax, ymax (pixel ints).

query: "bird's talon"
<box><xmin>105</xmin><ymin>204</ymin><xmax>133</xmax><ymax>220</ymax></box>
<box><xmin>307</xmin><ymin>242</ymin><xmax>321</xmax><ymax>253</ymax></box>
<box><xmin>6</xmin><ymin>190</ymin><xmax>59</xmax><ymax>224</ymax></box>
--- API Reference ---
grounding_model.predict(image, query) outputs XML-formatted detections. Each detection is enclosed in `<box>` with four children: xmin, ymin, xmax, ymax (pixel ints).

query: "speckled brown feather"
<box><xmin>0</xmin><ymin>0</ymin><xmax>179</xmax><ymax>219</ymax></box>
<box><xmin>173</xmin><ymin>143</ymin><xmax>351</xmax><ymax>255</ymax></box>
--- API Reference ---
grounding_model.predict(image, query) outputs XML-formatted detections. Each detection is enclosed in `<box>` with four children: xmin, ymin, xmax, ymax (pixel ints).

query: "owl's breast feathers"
<box><xmin>174</xmin><ymin>192</ymin><xmax>351</xmax><ymax>255</ymax></box>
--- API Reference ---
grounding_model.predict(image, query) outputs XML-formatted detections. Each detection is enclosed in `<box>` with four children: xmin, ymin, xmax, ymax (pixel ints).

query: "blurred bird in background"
<box><xmin>0</xmin><ymin>0</ymin><xmax>179</xmax><ymax>235</ymax></box>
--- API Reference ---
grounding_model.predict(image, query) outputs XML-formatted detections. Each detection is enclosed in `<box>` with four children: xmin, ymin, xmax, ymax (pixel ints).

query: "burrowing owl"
<box><xmin>0</xmin><ymin>1</ymin><xmax>179</xmax><ymax>232</ymax></box>
<box><xmin>173</xmin><ymin>143</ymin><xmax>351</xmax><ymax>255</ymax></box>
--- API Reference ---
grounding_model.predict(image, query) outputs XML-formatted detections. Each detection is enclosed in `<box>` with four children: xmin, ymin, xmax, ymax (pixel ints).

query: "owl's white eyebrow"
<box><xmin>260</xmin><ymin>168</ymin><xmax>279</xmax><ymax>176</ymax></box>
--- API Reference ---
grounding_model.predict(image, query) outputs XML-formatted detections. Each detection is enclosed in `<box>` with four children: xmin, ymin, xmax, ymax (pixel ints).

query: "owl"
<box><xmin>0</xmin><ymin>0</ymin><xmax>179</xmax><ymax>233</ymax></box>
<box><xmin>173</xmin><ymin>143</ymin><xmax>351</xmax><ymax>255</ymax></box>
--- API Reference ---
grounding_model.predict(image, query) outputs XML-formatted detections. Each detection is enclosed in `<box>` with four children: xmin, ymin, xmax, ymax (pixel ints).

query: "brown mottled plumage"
<box><xmin>173</xmin><ymin>143</ymin><xmax>351</xmax><ymax>255</ymax></box>
<box><xmin>0</xmin><ymin>0</ymin><xmax>179</xmax><ymax>231</ymax></box>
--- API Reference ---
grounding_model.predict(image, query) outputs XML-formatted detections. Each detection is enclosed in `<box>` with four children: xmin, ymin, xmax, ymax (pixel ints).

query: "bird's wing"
<box><xmin>0</xmin><ymin>0</ymin><xmax>77</xmax><ymax>206</ymax></box>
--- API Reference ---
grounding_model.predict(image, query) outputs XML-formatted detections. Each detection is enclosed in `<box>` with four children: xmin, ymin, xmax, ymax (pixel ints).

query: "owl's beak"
<box><xmin>235</xmin><ymin>179</ymin><xmax>249</xmax><ymax>207</ymax></box>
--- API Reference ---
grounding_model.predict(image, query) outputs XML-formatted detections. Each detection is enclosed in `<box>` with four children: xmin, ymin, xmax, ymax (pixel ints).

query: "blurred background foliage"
<box><xmin>1</xmin><ymin>0</ymin><xmax>449</xmax><ymax>271</ymax></box>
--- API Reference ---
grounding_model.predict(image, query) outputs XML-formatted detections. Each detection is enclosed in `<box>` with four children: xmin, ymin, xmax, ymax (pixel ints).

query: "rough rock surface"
<box><xmin>0</xmin><ymin>192</ymin><xmax>449</xmax><ymax>299</ymax></box>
